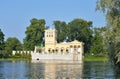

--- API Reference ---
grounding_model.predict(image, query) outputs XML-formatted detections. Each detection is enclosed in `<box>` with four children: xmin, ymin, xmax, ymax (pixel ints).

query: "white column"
<box><xmin>78</xmin><ymin>48</ymin><xmax>81</xmax><ymax>54</ymax></box>
<box><xmin>12</xmin><ymin>51</ymin><xmax>16</xmax><ymax>55</ymax></box>
<box><xmin>70</xmin><ymin>48</ymin><xmax>74</xmax><ymax>54</ymax></box>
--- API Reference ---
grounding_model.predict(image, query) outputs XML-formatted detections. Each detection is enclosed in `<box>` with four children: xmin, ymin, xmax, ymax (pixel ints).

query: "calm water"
<box><xmin>0</xmin><ymin>60</ymin><xmax>120</xmax><ymax>79</ymax></box>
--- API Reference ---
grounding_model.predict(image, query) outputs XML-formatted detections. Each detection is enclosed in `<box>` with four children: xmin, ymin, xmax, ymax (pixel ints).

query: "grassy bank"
<box><xmin>84</xmin><ymin>55</ymin><xmax>108</xmax><ymax>62</ymax></box>
<box><xmin>0</xmin><ymin>56</ymin><xmax>31</xmax><ymax>60</ymax></box>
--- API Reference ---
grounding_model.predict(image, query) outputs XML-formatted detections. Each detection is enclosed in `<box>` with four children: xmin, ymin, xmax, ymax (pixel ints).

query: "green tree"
<box><xmin>89</xmin><ymin>27</ymin><xmax>105</xmax><ymax>56</ymax></box>
<box><xmin>53</xmin><ymin>21</ymin><xmax>67</xmax><ymax>43</ymax></box>
<box><xmin>67</xmin><ymin>18</ymin><xmax>93</xmax><ymax>53</ymax></box>
<box><xmin>24</xmin><ymin>18</ymin><xmax>46</xmax><ymax>50</ymax></box>
<box><xmin>0</xmin><ymin>29</ymin><xmax>5</xmax><ymax>57</ymax></box>
<box><xmin>96</xmin><ymin>0</ymin><xmax>120</xmax><ymax>66</ymax></box>
<box><xmin>53</xmin><ymin>19</ymin><xmax>93</xmax><ymax>53</ymax></box>
<box><xmin>0</xmin><ymin>29</ymin><xmax>5</xmax><ymax>50</ymax></box>
<box><xmin>3</xmin><ymin>37</ymin><xmax>22</xmax><ymax>57</ymax></box>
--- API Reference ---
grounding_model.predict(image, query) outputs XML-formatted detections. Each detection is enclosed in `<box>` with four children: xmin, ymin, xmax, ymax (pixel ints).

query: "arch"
<box><xmin>61</xmin><ymin>47</ymin><xmax>64</xmax><ymax>53</ymax></box>
<box><xmin>55</xmin><ymin>47</ymin><xmax>59</xmax><ymax>53</ymax></box>
<box><xmin>48</xmin><ymin>48</ymin><xmax>51</xmax><ymax>53</ymax></box>
<box><xmin>66</xmin><ymin>47</ymin><xmax>69</xmax><ymax>53</ymax></box>
<box><xmin>74</xmin><ymin>45</ymin><xmax>77</xmax><ymax>48</ymax></box>
<box><xmin>36</xmin><ymin>58</ymin><xmax>39</xmax><ymax>60</ymax></box>
<box><xmin>70</xmin><ymin>45</ymin><xmax>73</xmax><ymax>48</ymax></box>
<box><xmin>52</xmin><ymin>49</ymin><xmax>55</xmax><ymax>53</ymax></box>
<box><xmin>78</xmin><ymin>45</ymin><xmax>80</xmax><ymax>48</ymax></box>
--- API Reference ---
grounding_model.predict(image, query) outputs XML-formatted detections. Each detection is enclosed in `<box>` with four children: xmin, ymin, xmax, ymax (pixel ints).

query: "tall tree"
<box><xmin>24</xmin><ymin>18</ymin><xmax>46</xmax><ymax>50</ymax></box>
<box><xmin>0</xmin><ymin>29</ymin><xmax>5</xmax><ymax>50</ymax></box>
<box><xmin>53</xmin><ymin>21</ymin><xmax>67</xmax><ymax>43</ymax></box>
<box><xmin>54</xmin><ymin>19</ymin><xmax>93</xmax><ymax>53</ymax></box>
<box><xmin>0</xmin><ymin>29</ymin><xmax>5</xmax><ymax>57</ymax></box>
<box><xmin>96</xmin><ymin>0</ymin><xmax>120</xmax><ymax>66</ymax></box>
<box><xmin>89</xmin><ymin>27</ymin><xmax>105</xmax><ymax>56</ymax></box>
<box><xmin>3</xmin><ymin>37</ymin><xmax>22</xmax><ymax>57</ymax></box>
<box><xmin>67</xmin><ymin>18</ymin><xmax>93</xmax><ymax>53</ymax></box>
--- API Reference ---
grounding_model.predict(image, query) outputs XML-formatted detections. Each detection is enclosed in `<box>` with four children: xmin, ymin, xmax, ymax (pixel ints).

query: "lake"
<box><xmin>0</xmin><ymin>60</ymin><xmax>120</xmax><ymax>79</ymax></box>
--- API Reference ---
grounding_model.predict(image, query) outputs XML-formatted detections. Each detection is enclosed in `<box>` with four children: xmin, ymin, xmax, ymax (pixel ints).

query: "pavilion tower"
<box><xmin>45</xmin><ymin>29</ymin><xmax>57</xmax><ymax>53</ymax></box>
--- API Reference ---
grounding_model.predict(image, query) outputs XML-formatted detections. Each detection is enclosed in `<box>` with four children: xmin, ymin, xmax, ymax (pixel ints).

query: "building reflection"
<box><xmin>32</xmin><ymin>60</ymin><xmax>83</xmax><ymax>79</ymax></box>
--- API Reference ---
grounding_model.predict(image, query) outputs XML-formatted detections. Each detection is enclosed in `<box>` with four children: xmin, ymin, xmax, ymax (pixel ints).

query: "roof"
<box><xmin>60</xmin><ymin>41</ymin><xmax>67</xmax><ymax>44</ymax></box>
<box><xmin>69</xmin><ymin>40</ymin><xmax>82</xmax><ymax>44</ymax></box>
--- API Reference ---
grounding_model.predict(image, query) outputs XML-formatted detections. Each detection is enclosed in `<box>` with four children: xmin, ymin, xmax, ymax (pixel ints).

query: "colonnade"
<box><xmin>12</xmin><ymin>50</ymin><xmax>33</xmax><ymax>55</ymax></box>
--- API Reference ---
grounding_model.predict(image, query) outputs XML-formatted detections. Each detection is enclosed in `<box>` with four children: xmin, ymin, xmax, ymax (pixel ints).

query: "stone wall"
<box><xmin>31</xmin><ymin>52</ymin><xmax>83</xmax><ymax>61</ymax></box>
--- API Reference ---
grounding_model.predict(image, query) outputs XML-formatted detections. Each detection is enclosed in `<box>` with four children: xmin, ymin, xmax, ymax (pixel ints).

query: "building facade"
<box><xmin>32</xmin><ymin>29</ymin><xmax>84</xmax><ymax>60</ymax></box>
<box><xmin>44</xmin><ymin>29</ymin><xmax>84</xmax><ymax>54</ymax></box>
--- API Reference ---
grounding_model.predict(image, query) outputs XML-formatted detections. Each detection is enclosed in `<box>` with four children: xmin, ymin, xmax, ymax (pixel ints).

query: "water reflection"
<box><xmin>0</xmin><ymin>60</ymin><xmax>120</xmax><ymax>79</ymax></box>
<box><xmin>83</xmin><ymin>61</ymin><xmax>120</xmax><ymax>79</ymax></box>
<box><xmin>0</xmin><ymin>60</ymin><xmax>29</xmax><ymax>79</ymax></box>
<box><xmin>29</xmin><ymin>60</ymin><xmax>83</xmax><ymax>79</ymax></box>
<box><xmin>0</xmin><ymin>61</ymin><xmax>5</xmax><ymax>79</ymax></box>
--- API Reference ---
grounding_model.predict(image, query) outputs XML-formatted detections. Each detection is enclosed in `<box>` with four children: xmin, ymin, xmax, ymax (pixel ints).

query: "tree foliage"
<box><xmin>54</xmin><ymin>18</ymin><xmax>93</xmax><ymax>53</ymax></box>
<box><xmin>96</xmin><ymin>0</ymin><xmax>120</xmax><ymax>66</ymax></box>
<box><xmin>0</xmin><ymin>29</ymin><xmax>5</xmax><ymax>50</ymax></box>
<box><xmin>67</xmin><ymin>19</ymin><xmax>93</xmax><ymax>53</ymax></box>
<box><xmin>3</xmin><ymin>37</ymin><xmax>22</xmax><ymax>57</ymax></box>
<box><xmin>24</xmin><ymin>18</ymin><xmax>46</xmax><ymax>50</ymax></box>
<box><xmin>0</xmin><ymin>29</ymin><xmax>5</xmax><ymax>57</ymax></box>
<box><xmin>54</xmin><ymin>21</ymin><xmax>67</xmax><ymax>43</ymax></box>
<box><xmin>89</xmin><ymin>27</ymin><xmax>105</xmax><ymax>56</ymax></box>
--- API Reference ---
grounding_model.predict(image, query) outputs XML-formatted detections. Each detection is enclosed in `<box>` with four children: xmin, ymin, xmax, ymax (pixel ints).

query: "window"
<box><xmin>78</xmin><ymin>45</ymin><xmax>80</xmax><ymax>48</ymax></box>
<box><xmin>48</xmin><ymin>48</ymin><xmax>51</xmax><ymax>53</ymax></box>
<box><xmin>70</xmin><ymin>45</ymin><xmax>73</xmax><ymax>48</ymax></box>
<box><xmin>74</xmin><ymin>45</ymin><xmax>76</xmax><ymax>48</ymax></box>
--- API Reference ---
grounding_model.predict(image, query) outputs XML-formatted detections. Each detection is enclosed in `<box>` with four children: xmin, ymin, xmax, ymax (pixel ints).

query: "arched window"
<box><xmin>61</xmin><ymin>47</ymin><xmax>64</xmax><ymax>53</ymax></box>
<box><xmin>74</xmin><ymin>45</ymin><xmax>76</xmax><ymax>48</ymax></box>
<box><xmin>70</xmin><ymin>45</ymin><xmax>73</xmax><ymax>48</ymax></box>
<box><xmin>48</xmin><ymin>48</ymin><xmax>51</xmax><ymax>53</ymax></box>
<box><xmin>66</xmin><ymin>47</ymin><xmax>69</xmax><ymax>53</ymax></box>
<box><xmin>52</xmin><ymin>49</ymin><xmax>55</xmax><ymax>53</ymax></box>
<box><xmin>78</xmin><ymin>45</ymin><xmax>80</xmax><ymax>48</ymax></box>
<box><xmin>55</xmin><ymin>47</ymin><xmax>59</xmax><ymax>52</ymax></box>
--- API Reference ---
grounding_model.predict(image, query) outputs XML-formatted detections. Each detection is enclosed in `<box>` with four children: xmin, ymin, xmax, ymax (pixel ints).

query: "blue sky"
<box><xmin>0</xmin><ymin>0</ymin><xmax>106</xmax><ymax>43</ymax></box>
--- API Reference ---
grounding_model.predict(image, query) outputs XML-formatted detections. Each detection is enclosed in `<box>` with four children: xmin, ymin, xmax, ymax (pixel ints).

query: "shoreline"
<box><xmin>0</xmin><ymin>56</ymin><xmax>108</xmax><ymax>62</ymax></box>
<box><xmin>84</xmin><ymin>56</ymin><xmax>108</xmax><ymax>62</ymax></box>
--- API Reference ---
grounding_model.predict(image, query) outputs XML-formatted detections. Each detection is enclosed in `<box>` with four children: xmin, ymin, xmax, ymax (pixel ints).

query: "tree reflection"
<box><xmin>25</xmin><ymin>61</ymin><xmax>45</xmax><ymax>79</ymax></box>
<box><xmin>113</xmin><ymin>66</ymin><xmax>120</xmax><ymax>79</ymax></box>
<box><xmin>0</xmin><ymin>60</ymin><xmax>120</xmax><ymax>79</ymax></box>
<box><xmin>0</xmin><ymin>61</ymin><xmax>5</xmax><ymax>79</ymax></box>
